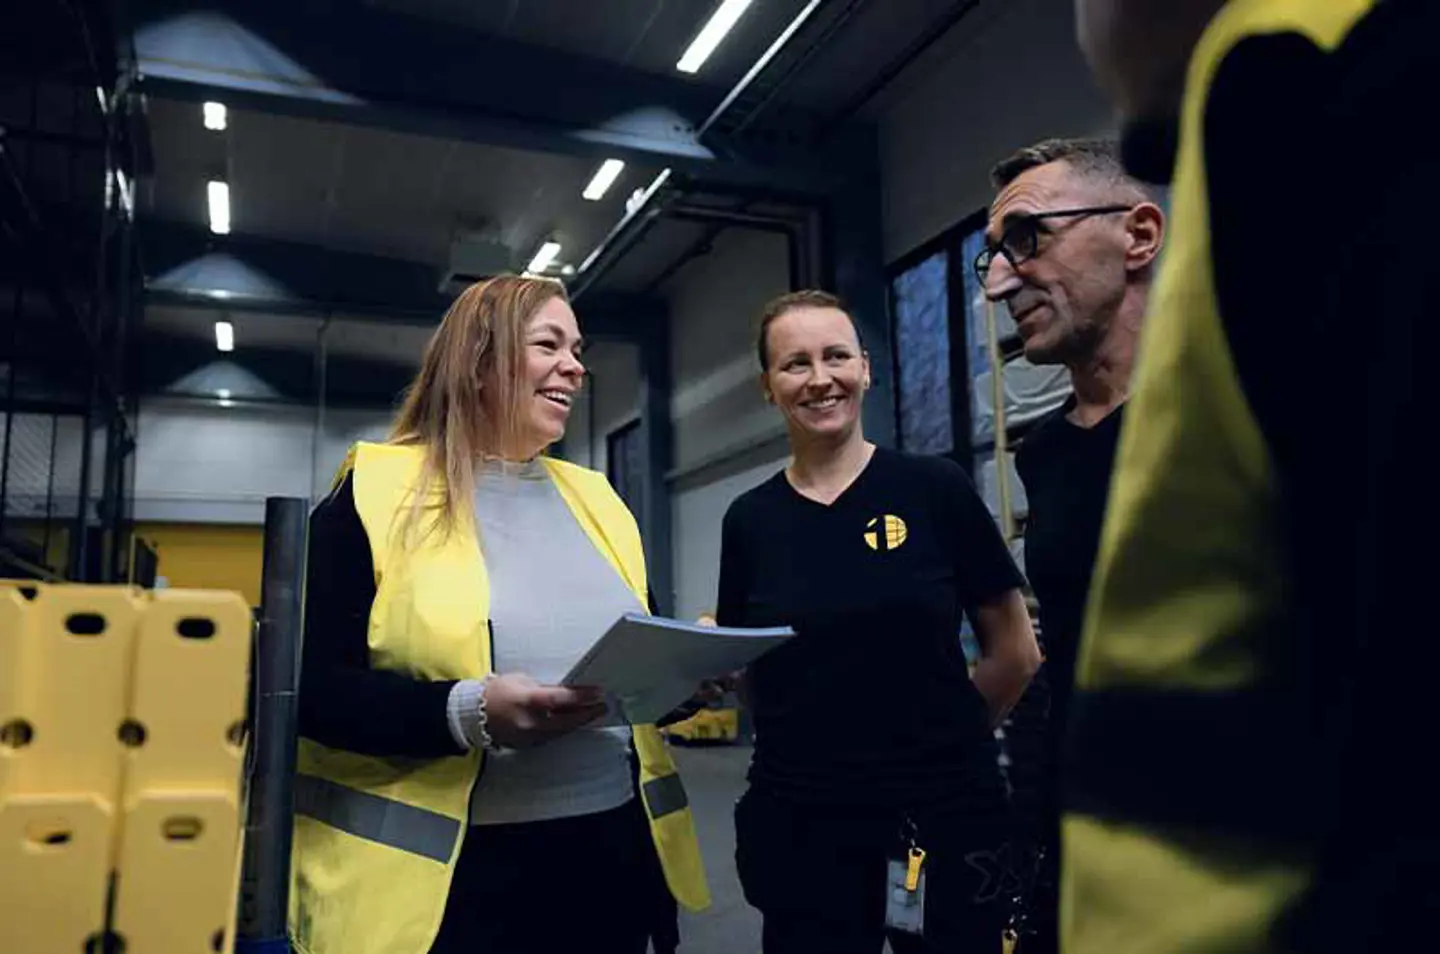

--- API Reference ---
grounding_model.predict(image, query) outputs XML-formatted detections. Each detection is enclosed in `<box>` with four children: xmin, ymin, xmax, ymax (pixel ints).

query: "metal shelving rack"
<box><xmin>1</xmin><ymin>0</ymin><xmax>143</xmax><ymax>583</ymax></box>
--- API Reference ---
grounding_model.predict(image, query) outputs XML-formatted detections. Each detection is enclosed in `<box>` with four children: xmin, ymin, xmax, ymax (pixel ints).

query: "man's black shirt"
<box><xmin>716</xmin><ymin>447</ymin><xmax>1025</xmax><ymax>810</ymax></box>
<box><xmin>1012</xmin><ymin>397</ymin><xmax>1123</xmax><ymax>954</ymax></box>
<box><xmin>1014</xmin><ymin>399</ymin><xmax>1124</xmax><ymax>730</ymax></box>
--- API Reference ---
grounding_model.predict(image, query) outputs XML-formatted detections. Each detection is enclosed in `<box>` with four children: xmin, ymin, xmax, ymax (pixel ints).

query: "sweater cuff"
<box><xmin>447</xmin><ymin>679</ymin><xmax>487</xmax><ymax>751</ymax></box>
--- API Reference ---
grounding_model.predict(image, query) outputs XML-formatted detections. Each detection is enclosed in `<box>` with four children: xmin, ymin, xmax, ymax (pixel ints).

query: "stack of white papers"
<box><xmin>562</xmin><ymin>613</ymin><xmax>794</xmax><ymax>724</ymax></box>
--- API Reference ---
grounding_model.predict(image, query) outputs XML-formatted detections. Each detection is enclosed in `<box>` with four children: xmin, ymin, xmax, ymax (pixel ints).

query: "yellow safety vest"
<box><xmin>1062</xmin><ymin>3</ymin><xmax>1374</xmax><ymax>954</ymax></box>
<box><xmin>288</xmin><ymin>442</ymin><xmax>709</xmax><ymax>954</ymax></box>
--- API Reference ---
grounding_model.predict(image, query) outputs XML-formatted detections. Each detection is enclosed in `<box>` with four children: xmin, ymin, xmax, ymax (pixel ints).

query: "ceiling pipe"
<box><xmin>566</xmin><ymin>169</ymin><xmax>677</xmax><ymax>302</ymax></box>
<box><xmin>725</xmin><ymin>0</ymin><xmax>873</xmax><ymax>138</ymax></box>
<box><xmin>669</xmin><ymin>203</ymin><xmax>807</xmax><ymax>233</ymax></box>
<box><xmin>668</xmin><ymin>203</ymin><xmax>811</xmax><ymax>288</ymax></box>
<box><xmin>570</xmin><ymin>0</ymin><xmax>853</xmax><ymax>302</ymax></box>
<box><xmin>642</xmin><ymin>200</ymin><xmax>819</xmax><ymax>293</ymax></box>
<box><xmin>639</xmin><ymin>224</ymin><xmax>724</xmax><ymax>296</ymax></box>
<box><xmin>696</xmin><ymin>0</ymin><xmax>826</xmax><ymax>138</ymax></box>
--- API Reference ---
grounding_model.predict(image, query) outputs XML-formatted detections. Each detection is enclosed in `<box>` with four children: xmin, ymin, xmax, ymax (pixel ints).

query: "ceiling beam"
<box><xmin>141</xmin><ymin>220</ymin><xmax>666</xmax><ymax>338</ymax></box>
<box><xmin>125</xmin><ymin>0</ymin><xmax>838</xmax><ymax>195</ymax></box>
<box><xmin>142</xmin><ymin>220</ymin><xmax>451</xmax><ymax>323</ymax></box>
<box><xmin>137</xmin><ymin>333</ymin><xmax>413</xmax><ymax>409</ymax></box>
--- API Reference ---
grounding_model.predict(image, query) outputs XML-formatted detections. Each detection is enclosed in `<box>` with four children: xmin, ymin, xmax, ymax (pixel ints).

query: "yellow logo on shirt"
<box><xmin>864</xmin><ymin>515</ymin><xmax>908</xmax><ymax>551</ymax></box>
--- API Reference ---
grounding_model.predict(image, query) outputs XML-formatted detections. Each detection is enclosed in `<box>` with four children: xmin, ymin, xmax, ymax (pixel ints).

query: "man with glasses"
<box><xmin>978</xmin><ymin>137</ymin><xmax>1165</xmax><ymax>954</ymax></box>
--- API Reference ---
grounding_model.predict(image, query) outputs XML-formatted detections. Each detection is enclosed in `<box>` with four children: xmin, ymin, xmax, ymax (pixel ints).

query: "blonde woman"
<box><xmin>293</xmin><ymin>276</ymin><xmax>708</xmax><ymax>954</ymax></box>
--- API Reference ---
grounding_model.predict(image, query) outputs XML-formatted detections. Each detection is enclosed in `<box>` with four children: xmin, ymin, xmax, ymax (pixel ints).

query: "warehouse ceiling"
<box><xmin>130</xmin><ymin>0</ymin><xmax>989</xmax><ymax>406</ymax></box>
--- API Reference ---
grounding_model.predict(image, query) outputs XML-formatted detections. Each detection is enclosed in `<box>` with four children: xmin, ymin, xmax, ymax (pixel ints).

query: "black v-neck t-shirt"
<box><xmin>716</xmin><ymin>447</ymin><xmax>1025</xmax><ymax>810</ymax></box>
<box><xmin>1013</xmin><ymin>399</ymin><xmax>1124</xmax><ymax>730</ymax></box>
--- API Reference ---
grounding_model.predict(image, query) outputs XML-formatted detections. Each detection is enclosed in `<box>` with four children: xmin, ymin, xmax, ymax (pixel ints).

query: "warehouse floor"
<box><xmin>668</xmin><ymin>744</ymin><xmax>761</xmax><ymax>953</ymax></box>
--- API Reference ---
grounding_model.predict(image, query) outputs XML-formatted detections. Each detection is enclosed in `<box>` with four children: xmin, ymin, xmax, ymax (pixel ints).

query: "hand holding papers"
<box><xmin>562</xmin><ymin>613</ymin><xmax>793</xmax><ymax>725</ymax></box>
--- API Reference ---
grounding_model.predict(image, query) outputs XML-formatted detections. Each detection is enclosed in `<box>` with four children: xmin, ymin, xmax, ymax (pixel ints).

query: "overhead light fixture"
<box><xmin>582</xmin><ymin>159</ymin><xmax>626</xmax><ymax>201</ymax></box>
<box><xmin>207</xmin><ymin>180</ymin><xmax>231</xmax><ymax>234</ymax></box>
<box><xmin>677</xmin><ymin>0</ymin><xmax>754</xmax><ymax>74</ymax></box>
<box><xmin>526</xmin><ymin>241</ymin><xmax>562</xmax><ymax>275</ymax></box>
<box><xmin>214</xmin><ymin>321</ymin><xmax>235</xmax><ymax>352</ymax></box>
<box><xmin>203</xmin><ymin>101</ymin><xmax>228</xmax><ymax>131</ymax></box>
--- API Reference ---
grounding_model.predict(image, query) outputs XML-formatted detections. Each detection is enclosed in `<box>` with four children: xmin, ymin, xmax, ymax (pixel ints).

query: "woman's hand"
<box><xmin>483</xmin><ymin>674</ymin><xmax>608</xmax><ymax>748</ymax></box>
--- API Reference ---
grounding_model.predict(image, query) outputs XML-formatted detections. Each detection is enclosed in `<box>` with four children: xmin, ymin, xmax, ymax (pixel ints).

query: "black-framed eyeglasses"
<box><xmin>973</xmin><ymin>205</ymin><xmax>1135</xmax><ymax>282</ymax></box>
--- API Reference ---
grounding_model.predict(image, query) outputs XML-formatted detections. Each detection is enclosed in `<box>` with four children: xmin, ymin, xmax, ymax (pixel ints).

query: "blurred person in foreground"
<box><xmin>1063</xmin><ymin>1</ymin><xmax>1434</xmax><ymax>952</ymax></box>
<box><xmin>292</xmin><ymin>276</ymin><xmax>708</xmax><ymax>954</ymax></box>
<box><xmin>979</xmin><ymin>136</ymin><xmax>1164</xmax><ymax>954</ymax></box>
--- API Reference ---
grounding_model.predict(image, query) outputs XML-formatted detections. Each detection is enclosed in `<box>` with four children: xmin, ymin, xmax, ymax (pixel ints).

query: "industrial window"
<box><xmin>959</xmin><ymin>226</ymin><xmax>993</xmax><ymax>445</ymax></box>
<box><xmin>890</xmin><ymin>250</ymin><xmax>953</xmax><ymax>456</ymax></box>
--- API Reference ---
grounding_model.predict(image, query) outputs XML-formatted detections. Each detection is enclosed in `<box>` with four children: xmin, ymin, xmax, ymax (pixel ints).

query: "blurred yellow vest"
<box><xmin>1062</xmin><ymin>4</ymin><xmax>1374</xmax><ymax>954</ymax></box>
<box><xmin>288</xmin><ymin>442</ymin><xmax>709</xmax><ymax>954</ymax></box>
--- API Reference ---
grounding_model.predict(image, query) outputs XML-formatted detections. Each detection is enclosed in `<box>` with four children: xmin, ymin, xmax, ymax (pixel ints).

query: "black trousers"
<box><xmin>1017</xmin><ymin>691</ymin><xmax>1069</xmax><ymax>954</ymax></box>
<box><xmin>429</xmin><ymin>798</ymin><xmax>671</xmax><ymax>954</ymax></box>
<box><xmin>736</xmin><ymin>786</ymin><xmax>1016</xmax><ymax>954</ymax></box>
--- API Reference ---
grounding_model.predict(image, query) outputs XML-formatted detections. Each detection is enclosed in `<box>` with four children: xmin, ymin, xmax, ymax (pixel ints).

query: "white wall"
<box><xmin>2</xmin><ymin>400</ymin><xmax>390</xmax><ymax>525</ymax></box>
<box><xmin>671</xmin><ymin>442</ymin><xmax>788</xmax><ymax>620</ymax></box>
<box><xmin>878</xmin><ymin>0</ymin><xmax>1114</xmax><ymax>258</ymax></box>
<box><xmin>580</xmin><ymin>341</ymin><xmax>641</xmax><ymax>478</ymax></box>
<box><xmin>131</xmin><ymin>399</ymin><xmax>391</xmax><ymax>523</ymax></box>
<box><xmin>668</xmin><ymin>229</ymin><xmax>791</xmax><ymax>472</ymax></box>
<box><xmin>662</xmin><ymin>228</ymin><xmax>793</xmax><ymax>619</ymax></box>
<box><xmin>0</xmin><ymin>413</ymin><xmax>93</xmax><ymax>518</ymax></box>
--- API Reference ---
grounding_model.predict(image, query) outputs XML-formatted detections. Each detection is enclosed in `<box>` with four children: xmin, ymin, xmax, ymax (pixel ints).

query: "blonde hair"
<box><xmin>389</xmin><ymin>275</ymin><xmax>568</xmax><ymax>541</ymax></box>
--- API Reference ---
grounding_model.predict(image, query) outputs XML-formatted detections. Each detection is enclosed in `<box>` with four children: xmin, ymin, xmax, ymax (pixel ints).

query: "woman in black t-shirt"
<box><xmin>718</xmin><ymin>290</ymin><xmax>1041</xmax><ymax>954</ymax></box>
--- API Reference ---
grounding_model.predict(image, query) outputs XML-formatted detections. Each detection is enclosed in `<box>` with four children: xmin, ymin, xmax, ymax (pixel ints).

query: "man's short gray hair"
<box><xmin>990</xmin><ymin>137</ymin><xmax>1156</xmax><ymax>203</ymax></box>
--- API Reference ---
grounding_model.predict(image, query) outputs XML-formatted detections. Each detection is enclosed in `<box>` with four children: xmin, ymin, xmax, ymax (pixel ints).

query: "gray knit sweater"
<box><xmin>446</xmin><ymin>457</ymin><xmax>641</xmax><ymax>826</ymax></box>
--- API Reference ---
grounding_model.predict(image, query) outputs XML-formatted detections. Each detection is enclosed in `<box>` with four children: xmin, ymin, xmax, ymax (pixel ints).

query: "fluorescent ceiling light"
<box><xmin>526</xmin><ymin>241</ymin><xmax>562</xmax><ymax>274</ymax></box>
<box><xmin>203</xmin><ymin>101</ymin><xmax>228</xmax><ymax>131</ymax></box>
<box><xmin>215</xmin><ymin>321</ymin><xmax>235</xmax><ymax>352</ymax></box>
<box><xmin>677</xmin><ymin>0</ymin><xmax>754</xmax><ymax>74</ymax></box>
<box><xmin>207</xmin><ymin>180</ymin><xmax>231</xmax><ymax>235</ymax></box>
<box><xmin>582</xmin><ymin>159</ymin><xmax>626</xmax><ymax>201</ymax></box>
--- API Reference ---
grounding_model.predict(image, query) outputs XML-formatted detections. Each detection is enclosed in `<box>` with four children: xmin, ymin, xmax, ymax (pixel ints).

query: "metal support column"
<box><xmin>637</xmin><ymin>311</ymin><xmax>675</xmax><ymax>616</ymax></box>
<box><xmin>824</xmin><ymin>133</ymin><xmax>895</xmax><ymax>447</ymax></box>
<box><xmin>100</xmin><ymin>408</ymin><xmax>123</xmax><ymax>581</ymax></box>
<box><xmin>237</xmin><ymin>496</ymin><xmax>307</xmax><ymax>954</ymax></box>
<box><xmin>69</xmin><ymin>383</ymin><xmax>96</xmax><ymax>580</ymax></box>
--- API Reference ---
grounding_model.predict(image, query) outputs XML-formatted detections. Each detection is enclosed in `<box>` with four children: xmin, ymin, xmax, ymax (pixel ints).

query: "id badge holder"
<box><xmin>884</xmin><ymin>845</ymin><xmax>927</xmax><ymax>935</ymax></box>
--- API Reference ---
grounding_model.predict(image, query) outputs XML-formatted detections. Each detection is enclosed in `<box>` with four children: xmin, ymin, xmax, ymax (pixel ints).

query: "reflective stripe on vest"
<box><xmin>296</xmin><ymin>770</ymin><xmax>688</xmax><ymax>860</ymax></box>
<box><xmin>295</xmin><ymin>774</ymin><xmax>460</xmax><ymax>864</ymax></box>
<box><xmin>642</xmin><ymin>773</ymin><xmax>688</xmax><ymax>820</ymax></box>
